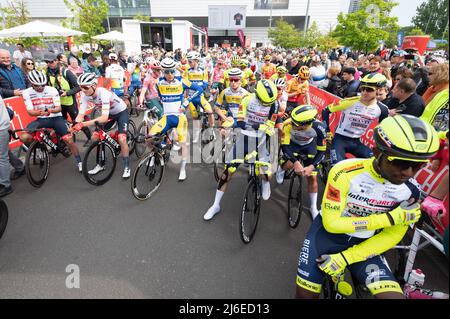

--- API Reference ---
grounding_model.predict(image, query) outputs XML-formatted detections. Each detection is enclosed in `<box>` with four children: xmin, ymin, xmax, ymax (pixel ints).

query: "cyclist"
<box><xmin>261</xmin><ymin>55</ymin><xmax>277</xmax><ymax>80</ymax></box>
<box><xmin>184</xmin><ymin>51</ymin><xmax>215</xmax><ymax>139</ymax></box>
<box><xmin>322</xmin><ymin>73</ymin><xmax>389</xmax><ymax>166</ymax></box>
<box><xmin>270</xmin><ymin>65</ymin><xmax>288</xmax><ymax>82</ymax></box>
<box><xmin>286</xmin><ymin>66</ymin><xmax>311</xmax><ymax>113</ymax></box>
<box><xmin>276</xmin><ymin>105</ymin><xmax>327</xmax><ymax>220</ymax></box>
<box><xmin>220</xmin><ymin>55</ymin><xmax>242</xmax><ymax>89</ymax></box>
<box><xmin>104</xmin><ymin>53</ymin><xmax>130</xmax><ymax>109</ymax></box>
<box><xmin>139</xmin><ymin>60</ymin><xmax>163</xmax><ymax>118</ymax></box>
<box><xmin>127</xmin><ymin>56</ymin><xmax>144</xmax><ymax>98</ymax></box>
<box><xmin>274</xmin><ymin>78</ymin><xmax>288</xmax><ymax>117</ymax></box>
<box><xmin>147</xmin><ymin>57</ymin><xmax>204</xmax><ymax>181</ymax></box>
<box><xmin>71</xmin><ymin>72</ymin><xmax>131</xmax><ymax>178</ymax></box>
<box><xmin>214</xmin><ymin>68</ymin><xmax>250</xmax><ymax>132</ymax></box>
<box><xmin>209</xmin><ymin>58</ymin><xmax>226</xmax><ymax>101</ymax></box>
<box><xmin>19</xmin><ymin>70</ymin><xmax>82</xmax><ymax>172</ymax></box>
<box><xmin>203</xmin><ymin>79</ymin><xmax>280</xmax><ymax>221</ymax></box>
<box><xmin>296</xmin><ymin>114</ymin><xmax>440</xmax><ymax>299</ymax></box>
<box><xmin>239</xmin><ymin>59</ymin><xmax>256</xmax><ymax>91</ymax></box>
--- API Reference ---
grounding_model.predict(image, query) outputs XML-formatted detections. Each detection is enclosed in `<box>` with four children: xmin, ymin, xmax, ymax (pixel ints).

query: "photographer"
<box><xmin>404</xmin><ymin>48</ymin><xmax>429</xmax><ymax>96</ymax></box>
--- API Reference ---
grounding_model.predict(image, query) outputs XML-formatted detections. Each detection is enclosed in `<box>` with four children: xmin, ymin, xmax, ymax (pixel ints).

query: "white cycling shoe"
<box><xmin>122</xmin><ymin>167</ymin><xmax>131</xmax><ymax>179</ymax></box>
<box><xmin>78</xmin><ymin>162</ymin><xmax>83</xmax><ymax>173</ymax></box>
<box><xmin>276</xmin><ymin>168</ymin><xmax>285</xmax><ymax>185</ymax></box>
<box><xmin>88</xmin><ymin>164</ymin><xmax>105</xmax><ymax>175</ymax></box>
<box><xmin>172</xmin><ymin>143</ymin><xmax>181</xmax><ymax>151</ymax></box>
<box><xmin>203</xmin><ymin>205</ymin><xmax>220</xmax><ymax>221</ymax></box>
<box><xmin>261</xmin><ymin>180</ymin><xmax>271</xmax><ymax>200</ymax></box>
<box><xmin>178</xmin><ymin>169</ymin><xmax>186</xmax><ymax>181</ymax></box>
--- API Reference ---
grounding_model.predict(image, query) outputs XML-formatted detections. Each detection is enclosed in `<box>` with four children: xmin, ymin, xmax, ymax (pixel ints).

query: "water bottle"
<box><xmin>407</xmin><ymin>269</ymin><xmax>425</xmax><ymax>287</ymax></box>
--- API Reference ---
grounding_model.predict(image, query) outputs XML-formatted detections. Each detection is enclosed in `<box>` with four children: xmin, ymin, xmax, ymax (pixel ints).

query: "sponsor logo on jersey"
<box><xmin>348</xmin><ymin>193</ymin><xmax>397</xmax><ymax>207</ymax></box>
<box><xmin>326</xmin><ymin>184</ymin><xmax>341</xmax><ymax>202</ymax></box>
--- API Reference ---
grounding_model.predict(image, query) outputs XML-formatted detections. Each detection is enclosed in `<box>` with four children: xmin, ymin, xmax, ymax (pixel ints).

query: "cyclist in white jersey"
<box><xmin>72</xmin><ymin>73</ymin><xmax>131</xmax><ymax>178</ymax></box>
<box><xmin>20</xmin><ymin>70</ymin><xmax>82</xmax><ymax>172</ymax></box>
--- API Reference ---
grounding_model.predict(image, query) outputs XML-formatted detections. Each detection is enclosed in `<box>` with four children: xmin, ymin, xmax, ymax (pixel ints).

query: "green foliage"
<box><xmin>268</xmin><ymin>19</ymin><xmax>301</xmax><ymax>49</ymax></box>
<box><xmin>63</xmin><ymin>0</ymin><xmax>109</xmax><ymax>46</ymax></box>
<box><xmin>332</xmin><ymin>0</ymin><xmax>400</xmax><ymax>52</ymax></box>
<box><xmin>299</xmin><ymin>21</ymin><xmax>322</xmax><ymax>48</ymax></box>
<box><xmin>134</xmin><ymin>13</ymin><xmax>151</xmax><ymax>22</ymax></box>
<box><xmin>412</xmin><ymin>0</ymin><xmax>449</xmax><ymax>39</ymax></box>
<box><xmin>0</xmin><ymin>0</ymin><xmax>42</xmax><ymax>47</ymax></box>
<box><xmin>408</xmin><ymin>27</ymin><xmax>426</xmax><ymax>35</ymax></box>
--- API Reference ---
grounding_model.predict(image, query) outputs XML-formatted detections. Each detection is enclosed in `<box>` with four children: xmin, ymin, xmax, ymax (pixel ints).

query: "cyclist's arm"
<box><xmin>280</xmin><ymin>122</ymin><xmax>297</xmax><ymax>162</ymax></box>
<box><xmin>236</xmin><ymin>95</ymin><xmax>259</xmax><ymax>130</ymax></box>
<box><xmin>311</xmin><ymin>121</ymin><xmax>327</xmax><ymax>166</ymax></box>
<box><xmin>377</xmin><ymin>102</ymin><xmax>389</xmax><ymax>122</ymax></box>
<box><xmin>48</xmin><ymin>88</ymin><xmax>62</xmax><ymax>114</ymax></box>
<box><xmin>182</xmin><ymin>79</ymin><xmax>203</xmax><ymax>102</ymax></box>
<box><xmin>79</xmin><ymin>92</ymin><xmax>110</xmax><ymax>126</ymax></box>
<box><xmin>321</xmin><ymin>106</ymin><xmax>331</xmax><ymax>131</ymax></box>
<box><xmin>214</xmin><ymin>90</ymin><xmax>228</xmax><ymax>121</ymax></box>
<box><xmin>322</xmin><ymin>164</ymin><xmax>397</xmax><ymax>234</ymax></box>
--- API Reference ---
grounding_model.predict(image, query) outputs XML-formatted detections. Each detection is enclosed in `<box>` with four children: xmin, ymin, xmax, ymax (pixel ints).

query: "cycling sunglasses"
<box><xmin>164</xmin><ymin>69</ymin><xmax>176</xmax><ymax>74</ymax></box>
<box><xmin>229</xmin><ymin>78</ymin><xmax>240</xmax><ymax>82</ymax></box>
<box><xmin>80</xmin><ymin>85</ymin><xmax>94</xmax><ymax>90</ymax></box>
<box><xmin>360</xmin><ymin>86</ymin><xmax>376</xmax><ymax>92</ymax></box>
<box><xmin>386</xmin><ymin>156</ymin><xmax>428</xmax><ymax>170</ymax></box>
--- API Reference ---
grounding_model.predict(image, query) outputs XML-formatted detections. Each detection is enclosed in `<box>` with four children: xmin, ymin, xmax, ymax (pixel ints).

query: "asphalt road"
<box><xmin>0</xmin><ymin>118</ymin><xmax>448</xmax><ymax>299</ymax></box>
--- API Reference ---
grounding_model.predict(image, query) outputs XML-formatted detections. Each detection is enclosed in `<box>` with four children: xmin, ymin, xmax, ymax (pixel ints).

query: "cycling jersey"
<box><xmin>215</xmin><ymin>87</ymin><xmax>250</xmax><ymax>119</ymax></box>
<box><xmin>105</xmin><ymin>64</ymin><xmax>125</xmax><ymax>90</ymax></box>
<box><xmin>185</xmin><ymin>67</ymin><xmax>209</xmax><ymax>98</ymax></box>
<box><xmin>270</xmin><ymin>73</ymin><xmax>288</xmax><ymax>82</ymax></box>
<box><xmin>142</xmin><ymin>73</ymin><xmax>160</xmax><ymax>100</ymax></box>
<box><xmin>22</xmin><ymin>86</ymin><xmax>62</xmax><ymax>118</ymax></box>
<box><xmin>261</xmin><ymin>63</ymin><xmax>277</xmax><ymax>79</ymax></box>
<box><xmin>323</xmin><ymin>96</ymin><xmax>389</xmax><ymax>139</ymax></box>
<box><xmin>420</xmin><ymin>88</ymin><xmax>449</xmax><ymax>133</ymax></box>
<box><xmin>212</xmin><ymin>67</ymin><xmax>225</xmax><ymax>83</ymax></box>
<box><xmin>278</xmin><ymin>91</ymin><xmax>288</xmax><ymax>105</ymax></box>
<box><xmin>79</xmin><ymin>87</ymin><xmax>127</xmax><ymax>117</ymax></box>
<box><xmin>156</xmin><ymin>76</ymin><xmax>203</xmax><ymax>115</ymax></box>
<box><xmin>286</xmin><ymin>78</ymin><xmax>309</xmax><ymax>103</ymax></box>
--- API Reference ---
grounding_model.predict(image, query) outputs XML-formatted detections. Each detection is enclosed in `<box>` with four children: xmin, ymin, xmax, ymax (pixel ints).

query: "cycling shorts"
<box><xmin>112</xmin><ymin>87</ymin><xmax>125</xmax><ymax>98</ymax></box>
<box><xmin>330</xmin><ymin>133</ymin><xmax>373</xmax><ymax>165</ymax></box>
<box><xmin>104</xmin><ymin>109</ymin><xmax>129</xmax><ymax>134</ymax></box>
<box><xmin>296</xmin><ymin>215</ymin><xmax>402</xmax><ymax>295</ymax></box>
<box><xmin>281</xmin><ymin>143</ymin><xmax>317</xmax><ymax>168</ymax></box>
<box><xmin>26</xmin><ymin>116</ymin><xmax>69</xmax><ymax>137</ymax></box>
<box><xmin>189</xmin><ymin>95</ymin><xmax>213</xmax><ymax>119</ymax></box>
<box><xmin>149</xmin><ymin>114</ymin><xmax>187</xmax><ymax>143</ymax></box>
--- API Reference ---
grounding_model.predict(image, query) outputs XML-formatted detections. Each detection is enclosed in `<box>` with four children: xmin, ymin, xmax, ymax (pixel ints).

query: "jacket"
<box><xmin>0</xmin><ymin>63</ymin><xmax>30</xmax><ymax>98</ymax></box>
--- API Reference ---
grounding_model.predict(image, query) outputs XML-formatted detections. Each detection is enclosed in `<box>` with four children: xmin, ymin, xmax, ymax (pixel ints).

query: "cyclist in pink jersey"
<box><xmin>139</xmin><ymin>60</ymin><xmax>163</xmax><ymax>117</ymax></box>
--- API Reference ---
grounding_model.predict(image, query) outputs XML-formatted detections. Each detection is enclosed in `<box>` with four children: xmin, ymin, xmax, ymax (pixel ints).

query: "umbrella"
<box><xmin>92</xmin><ymin>31</ymin><xmax>126</xmax><ymax>42</ymax></box>
<box><xmin>0</xmin><ymin>20</ymin><xmax>86</xmax><ymax>38</ymax></box>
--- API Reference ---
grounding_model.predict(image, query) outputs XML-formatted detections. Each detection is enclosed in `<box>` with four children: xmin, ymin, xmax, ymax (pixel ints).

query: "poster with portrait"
<box><xmin>254</xmin><ymin>0</ymin><xmax>289</xmax><ymax>10</ymax></box>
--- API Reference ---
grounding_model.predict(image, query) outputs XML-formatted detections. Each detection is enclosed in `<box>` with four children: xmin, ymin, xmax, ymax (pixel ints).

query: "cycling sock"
<box><xmin>75</xmin><ymin>155</ymin><xmax>82</xmax><ymax>164</ymax></box>
<box><xmin>213</xmin><ymin>190</ymin><xmax>224</xmax><ymax>207</ymax></box>
<box><xmin>309</xmin><ymin>192</ymin><xmax>319</xmax><ymax>219</ymax></box>
<box><xmin>180</xmin><ymin>160</ymin><xmax>187</xmax><ymax>171</ymax></box>
<box><xmin>123</xmin><ymin>157</ymin><xmax>130</xmax><ymax>169</ymax></box>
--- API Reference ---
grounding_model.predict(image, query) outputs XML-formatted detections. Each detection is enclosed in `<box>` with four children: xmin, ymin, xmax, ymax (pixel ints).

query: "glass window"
<box><xmin>107</xmin><ymin>0</ymin><xmax>119</xmax><ymax>7</ymax></box>
<box><xmin>121</xmin><ymin>0</ymin><xmax>133</xmax><ymax>7</ymax></box>
<box><xmin>135</xmin><ymin>0</ymin><xmax>150</xmax><ymax>8</ymax></box>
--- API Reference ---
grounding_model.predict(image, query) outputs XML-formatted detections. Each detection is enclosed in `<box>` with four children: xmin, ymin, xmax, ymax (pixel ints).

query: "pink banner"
<box><xmin>237</xmin><ymin>29</ymin><xmax>245</xmax><ymax>47</ymax></box>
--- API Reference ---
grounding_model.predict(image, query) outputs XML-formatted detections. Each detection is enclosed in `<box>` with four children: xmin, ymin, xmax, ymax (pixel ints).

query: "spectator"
<box><xmin>323</xmin><ymin>64</ymin><xmax>342</xmax><ymax>96</ymax></box>
<box><xmin>57</xmin><ymin>53</ymin><xmax>68</xmax><ymax>68</ymax></box>
<box><xmin>288</xmin><ymin>58</ymin><xmax>300</xmax><ymax>75</ymax></box>
<box><xmin>320</xmin><ymin>52</ymin><xmax>331</xmax><ymax>71</ymax></box>
<box><xmin>380</xmin><ymin>66</ymin><xmax>393</xmax><ymax>90</ymax></box>
<box><xmin>82</xmin><ymin>54</ymin><xmax>101</xmax><ymax>76</ymax></box>
<box><xmin>390</xmin><ymin>50</ymin><xmax>407</xmax><ymax>79</ymax></box>
<box><xmin>309</xmin><ymin>56</ymin><xmax>327</xmax><ymax>88</ymax></box>
<box><xmin>376</xmin><ymin>86</ymin><xmax>392</xmax><ymax>106</ymax></box>
<box><xmin>118</xmin><ymin>51</ymin><xmax>129</xmax><ymax>69</ymax></box>
<box><xmin>0</xmin><ymin>49</ymin><xmax>29</xmax><ymax>98</ymax></box>
<box><xmin>363</xmin><ymin>56</ymin><xmax>382</xmax><ymax>76</ymax></box>
<box><xmin>20</xmin><ymin>58</ymin><xmax>35</xmax><ymax>76</ymax></box>
<box><xmin>338</xmin><ymin>54</ymin><xmax>347</xmax><ymax>69</ymax></box>
<box><xmin>0</xmin><ymin>96</ymin><xmax>13</xmax><ymax>197</ymax></box>
<box><xmin>98</xmin><ymin>55</ymin><xmax>111</xmax><ymax>77</ymax></box>
<box><xmin>423</xmin><ymin>63</ymin><xmax>449</xmax><ymax>105</ymax></box>
<box><xmin>388</xmin><ymin>78</ymin><xmax>425</xmax><ymax>117</ymax></box>
<box><xmin>339</xmin><ymin>67</ymin><xmax>360</xmax><ymax>98</ymax></box>
<box><xmin>68</xmin><ymin>47</ymin><xmax>82</xmax><ymax>66</ymax></box>
<box><xmin>81</xmin><ymin>48</ymin><xmax>91</xmax><ymax>61</ymax></box>
<box><xmin>67</xmin><ymin>57</ymin><xmax>84</xmax><ymax>77</ymax></box>
<box><xmin>12</xmin><ymin>43</ymin><xmax>33</xmax><ymax>66</ymax></box>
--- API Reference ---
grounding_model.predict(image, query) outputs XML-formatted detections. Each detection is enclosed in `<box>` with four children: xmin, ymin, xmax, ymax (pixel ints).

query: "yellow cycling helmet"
<box><xmin>360</xmin><ymin>73</ymin><xmax>387</xmax><ymax>88</ymax></box>
<box><xmin>291</xmin><ymin>105</ymin><xmax>318</xmax><ymax>125</ymax></box>
<box><xmin>231</xmin><ymin>55</ymin><xmax>241</xmax><ymax>67</ymax></box>
<box><xmin>264</xmin><ymin>55</ymin><xmax>271</xmax><ymax>61</ymax></box>
<box><xmin>298</xmin><ymin>66</ymin><xmax>310</xmax><ymax>80</ymax></box>
<box><xmin>240</xmin><ymin>59</ymin><xmax>249</xmax><ymax>67</ymax></box>
<box><xmin>277</xmin><ymin>65</ymin><xmax>288</xmax><ymax>74</ymax></box>
<box><xmin>255</xmin><ymin>80</ymin><xmax>277</xmax><ymax>106</ymax></box>
<box><xmin>374</xmin><ymin>115</ymin><xmax>440</xmax><ymax>162</ymax></box>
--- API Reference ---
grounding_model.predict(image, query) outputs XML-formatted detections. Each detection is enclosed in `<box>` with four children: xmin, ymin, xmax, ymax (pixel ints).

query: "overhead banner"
<box><xmin>208</xmin><ymin>5</ymin><xmax>247</xmax><ymax>30</ymax></box>
<box><xmin>254</xmin><ymin>0</ymin><xmax>289</xmax><ymax>10</ymax></box>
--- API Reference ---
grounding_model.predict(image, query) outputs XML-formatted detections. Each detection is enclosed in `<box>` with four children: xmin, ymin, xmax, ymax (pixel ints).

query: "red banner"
<box><xmin>202</xmin><ymin>27</ymin><xmax>209</xmax><ymax>51</ymax></box>
<box><xmin>402</xmin><ymin>35</ymin><xmax>430</xmax><ymax>56</ymax></box>
<box><xmin>237</xmin><ymin>29</ymin><xmax>245</xmax><ymax>48</ymax></box>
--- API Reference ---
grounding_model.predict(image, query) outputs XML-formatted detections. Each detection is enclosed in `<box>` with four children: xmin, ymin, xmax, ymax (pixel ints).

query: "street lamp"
<box><xmin>303</xmin><ymin>0</ymin><xmax>311</xmax><ymax>37</ymax></box>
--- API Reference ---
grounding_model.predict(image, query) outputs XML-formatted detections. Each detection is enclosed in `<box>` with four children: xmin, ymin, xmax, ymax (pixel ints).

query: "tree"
<box><xmin>412</xmin><ymin>0</ymin><xmax>449</xmax><ymax>39</ymax></box>
<box><xmin>332</xmin><ymin>0</ymin><xmax>400</xmax><ymax>52</ymax></box>
<box><xmin>0</xmin><ymin>0</ymin><xmax>42</xmax><ymax>47</ymax></box>
<box><xmin>299</xmin><ymin>21</ymin><xmax>323</xmax><ymax>48</ymax></box>
<box><xmin>63</xmin><ymin>0</ymin><xmax>109</xmax><ymax>47</ymax></box>
<box><xmin>268</xmin><ymin>19</ymin><xmax>301</xmax><ymax>49</ymax></box>
<box><xmin>134</xmin><ymin>13</ymin><xmax>150</xmax><ymax>22</ymax></box>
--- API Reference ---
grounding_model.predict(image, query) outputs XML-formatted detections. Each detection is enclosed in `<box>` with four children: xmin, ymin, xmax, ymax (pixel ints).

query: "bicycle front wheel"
<box><xmin>0</xmin><ymin>200</ymin><xmax>8</xmax><ymax>240</ymax></box>
<box><xmin>82</xmin><ymin>141</ymin><xmax>117</xmax><ymax>186</ymax></box>
<box><xmin>131</xmin><ymin>153</ymin><xmax>165</xmax><ymax>200</ymax></box>
<box><xmin>25</xmin><ymin>140</ymin><xmax>50</xmax><ymax>188</ymax></box>
<box><xmin>240</xmin><ymin>178</ymin><xmax>261</xmax><ymax>244</ymax></box>
<box><xmin>135</xmin><ymin>121</ymin><xmax>148</xmax><ymax>159</ymax></box>
<box><xmin>287</xmin><ymin>174</ymin><xmax>303</xmax><ymax>228</ymax></box>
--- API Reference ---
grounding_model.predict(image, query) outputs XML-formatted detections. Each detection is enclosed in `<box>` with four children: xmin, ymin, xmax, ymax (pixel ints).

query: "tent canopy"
<box><xmin>0</xmin><ymin>20</ymin><xmax>86</xmax><ymax>38</ymax></box>
<box><xmin>92</xmin><ymin>31</ymin><xmax>126</xmax><ymax>42</ymax></box>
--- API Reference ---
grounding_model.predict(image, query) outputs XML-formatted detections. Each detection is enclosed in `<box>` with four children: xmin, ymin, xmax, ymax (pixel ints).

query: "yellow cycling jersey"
<box><xmin>270</xmin><ymin>73</ymin><xmax>288</xmax><ymax>82</ymax></box>
<box><xmin>215</xmin><ymin>87</ymin><xmax>250</xmax><ymax>118</ymax></box>
<box><xmin>321</xmin><ymin>158</ymin><xmax>420</xmax><ymax>264</ymax></box>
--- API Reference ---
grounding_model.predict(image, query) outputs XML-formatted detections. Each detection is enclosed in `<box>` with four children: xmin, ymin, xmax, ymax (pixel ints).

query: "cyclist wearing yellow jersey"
<box><xmin>270</xmin><ymin>65</ymin><xmax>288</xmax><ymax>82</ymax></box>
<box><xmin>239</xmin><ymin>59</ymin><xmax>256</xmax><ymax>90</ymax></box>
<box><xmin>295</xmin><ymin>115</ymin><xmax>440</xmax><ymax>299</ymax></box>
<box><xmin>322</xmin><ymin>73</ymin><xmax>389</xmax><ymax>166</ymax></box>
<box><xmin>261</xmin><ymin>55</ymin><xmax>277</xmax><ymax>80</ymax></box>
<box><xmin>276</xmin><ymin>105</ymin><xmax>327</xmax><ymax>219</ymax></box>
<box><xmin>203</xmin><ymin>80</ymin><xmax>280</xmax><ymax>221</ymax></box>
<box><xmin>286</xmin><ymin>66</ymin><xmax>311</xmax><ymax>113</ymax></box>
<box><xmin>220</xmin><ymin>55</ymin><xmax>241</xmax><ymax>90</ymax></box>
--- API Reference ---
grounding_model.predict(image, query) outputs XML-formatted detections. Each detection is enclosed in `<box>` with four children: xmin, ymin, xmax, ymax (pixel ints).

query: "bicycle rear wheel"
<box><xmin>287</xmin><ymin>174</ymin><xmax>304</xmax><ymax>228</ymax></box>
<box><xmin>82</xmin><ymin>141</ymin><xmax>117</xmax><ymax>186</ymax></box>
<box><xmin>127</xmin><ymin>119</ymin><xmax>137</xmax><ymax>154</ymax></box>
<box><xmin>240</xmin><ymin>178</ymin><xmax>261</xmax><ymax>244</ymax></box>
<box><xmin>0</xmin><ymin>200</ymin><xmax>8</xmax><ymax>240</ymax></box>
<box><xmin>25</xmin><ymin>140</ymin><xmax>50</xmax><ymax>188</ymax></box>
<box><xmin>131</xmin><ymin>153</ymin><xmax>165</xmax><ymax>200</ymax></box>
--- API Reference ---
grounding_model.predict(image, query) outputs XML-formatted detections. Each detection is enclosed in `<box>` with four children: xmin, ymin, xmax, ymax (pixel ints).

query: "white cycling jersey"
<box><xmin>79</xmin><ymin>87</ymin><xmax>127</xmax><ymax>116</ymax></box>
<box><xmin>22</xmin><ymin>86</ymin><xmax>62</xmax><ymax>118</ymax></box>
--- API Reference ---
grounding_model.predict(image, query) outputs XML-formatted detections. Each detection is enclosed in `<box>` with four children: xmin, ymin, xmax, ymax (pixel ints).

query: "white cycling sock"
<box><xmin>309</xmin><ymin>192</ymin><xmax>319</xmax><ymax>219</ymax></box>
<box><xmin>213</xmin><ymin>190</ymin><xmax>224</xmax><ymax>207</ymax></box>
<box><xmin>180</xmin><ymin>160</ymin><xmax>187</xmax><ymax>171</ymax></box>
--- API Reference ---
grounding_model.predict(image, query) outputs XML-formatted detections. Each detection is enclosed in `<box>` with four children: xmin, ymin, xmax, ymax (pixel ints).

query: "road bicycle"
<box><xmin>135</xmin><ymin>104</ymin><xmax>160</xmax><ymax>158</ymax></box>
<box><xmin>213</xmin><ymin>127</ymin><xmax>236</xmax><ymax>182</ymax></box>
<box><xmin>81</xmin><ymin>119</ymin><xmax>136</xmax><ymax>186</ymax></box>
<box><xmin>0</xmin><ymin>200</ymin><xmax>8</xmax><ymax>240</ymax></box>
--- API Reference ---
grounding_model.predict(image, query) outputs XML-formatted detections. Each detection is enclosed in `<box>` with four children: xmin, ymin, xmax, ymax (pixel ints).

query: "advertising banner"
<box><xmin>208</xmin><ymin>5</ymin><xmax>247</xmax><ymax>30</ymax></box>
<box><xmin>237</xmin><ymin>29</ymin><xmax>245</xmax><ymax>47</ymax></box>
<box><xmin>402</xmin><ymin>35</ymin><xmax>431</xmax><ymax>56</ymax></box>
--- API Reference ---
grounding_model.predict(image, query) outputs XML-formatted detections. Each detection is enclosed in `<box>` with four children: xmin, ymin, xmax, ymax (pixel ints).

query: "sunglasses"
<box><xmin>32</xmin><ymin>84</ymin><xmax>45</xmax><ymax>88</ymax></box>
<box><xmin>229</xmin><ymin>78</ymin><xmax>240</xmax><ymax>82</ymax></box>
<box><xmin>45</xmin><ymin>60</ymin><xmax>57</xmax><ymax>63</ymax></box>
<box><xmin>26</xmin><ymin>62</ymin><xmax>34</xmax><ymax>66</ymax></box>
<box><xmin>387</xmin><ymin>157</ymin><xmax>427</xmax><ymax>170</ymax></box>
<box><xmin>164</xmin><ymin>69</ymin><xmax>175</xmax><ymax>74</ymax></box>
<box><xmin>360</xmin><ymin>86</ymin><xmax>376</xmax><ymax>92</ymax></box>
<box><xmin>80</xmin><ymin>85</ymin><xmax>93</xmax><ymax>90</ymax></box>
<box><xmin>428</xmin><ymin>72</ymin><xmax>433</xmax><ymax>75</ymax></box>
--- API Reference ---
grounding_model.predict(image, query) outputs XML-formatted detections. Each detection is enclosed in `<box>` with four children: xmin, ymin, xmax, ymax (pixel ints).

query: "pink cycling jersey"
<box><xmin>142</xmin><ymin>72</ymin><xmax>160</xmax><ymax>100</ymax></box>
<box><xmin>212</xmin><ymin>67</ymin><xmax>225</xmax><ymax>83</ymax></box>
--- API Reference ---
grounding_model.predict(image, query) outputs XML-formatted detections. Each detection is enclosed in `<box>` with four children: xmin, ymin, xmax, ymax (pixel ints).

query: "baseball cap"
<box><xmin>342</xmin><ymin>67</ymin><xmax>356</xmax><ymax>75</ymax></box>
<box><xmin>43</xmin><ymin>52</ymin><xmax>57</xmax><ymax>62</ymax></box>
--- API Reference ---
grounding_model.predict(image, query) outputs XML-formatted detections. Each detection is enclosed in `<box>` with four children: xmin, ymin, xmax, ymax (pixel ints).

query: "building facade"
<box><xmin>348</xmin><ymin>0</ymin><xmax>363</xmax><ymax>13</ymax></box>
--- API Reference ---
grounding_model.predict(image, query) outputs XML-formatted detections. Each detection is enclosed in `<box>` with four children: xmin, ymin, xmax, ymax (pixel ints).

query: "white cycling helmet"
<box><xmin>108</xmin><ymin>53</ymin><xmax>118</xmax><ymax>60</ymax></box>
<box><xmin>28</xmin><ymin>70</ymin><xmax>47</xmax><ymax>86</ymax></box>
<box><xmin>160</xmin><ymin>57</ymin><xmax>176</xmax><ymax>69</ymax></box>
<box><xmin>77</xmin><ymin>72</ymin><xmax>97</xmax><ymax>86</ymax></box>
<box><xmin>186</xmin><ymin>51</ymin><xmax>201</xmax><ymax>60</ymax></box>
<box><xmin>274</xmin><ymin>78</ymin><xmax>286</xmax><ymax>88</ymax></box>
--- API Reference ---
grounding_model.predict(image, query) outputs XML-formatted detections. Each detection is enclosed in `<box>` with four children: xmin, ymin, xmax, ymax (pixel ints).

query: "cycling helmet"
<box><xmin>274</xmin><ymin>78</ymin><xmax>286</xmax><ymax>88</ymax></box>
<box><xmin>186</xmin><ymin>51</ymin><xmax>201</xmax><ymax>61</ymax></box>
<box><xmin>228</xmin><ymin>68</ymin><xmax>243</xmax><ymax>79</ymax></box>
<box><xmin>291</xmin><ymin>105</ymin><xmax>317</xmax><ymax>125</ymax></box>
<box><xmin>264</xmin><ymin>55</ymin><xmax>271</xmax><ymax>61</ymax></box>
<box><xmin>360</xmin><ymin>73</ymin><xmax>387</xmax><ymax>88</ymax></box>
<box><xmin>150</xmin><ymin>60</ymin><xmax>161</xmax><ymax>69</ymax></box>
<box><xmin>276</xmin><ymin>65</ymin><xmax>288</xmax><ymax>74</ymax></box>
<box><xmin>108</xmin><ymin>53</ymin><xmax>118</xmax><ymax>60</ymax></box>
<box><xmin>77</xmin><ymin>72</ymin><xmax>97</xmax><ymax>86</ymax></box>
<box><xmin>230</xmin><ymin>55</ymin><xmax>241</xmax><ymax>67</ymax></box>
<box><xmin>160</xmin><ymin>57</ymin><xmax>176</xmax><ymax>69</ymax></box>
<box><xmin>133</xmin><ymin>56</ymin><xmax>143</xmax><ymax>64</ymax></box>
<box><xmin>144</xmin><ymin>57</ymin><xmax>154</xmax><ymax>65</ymax></box>
<box><xmin>374</xmin><ymin>115</ymin><xmax>439</xmax><ymax>162</ymax></box>
<box><xmin>240</xmin><ymin>59</ymin><xmax>249</xmax><ymax>67</ymax></box>
<box><xmin>28</xmin><ymin>70</ymin><xmax>47</xmax><ymax>86</ymax></box>
<box><xmin>255</xmin><ymin>80</ymin><xmax>277</xmax><ymax>106</ymax></box>
<box><xmin>298</xmin><ymin>66</ymin><xmax>310</xmax><ymax>80</ymax></box>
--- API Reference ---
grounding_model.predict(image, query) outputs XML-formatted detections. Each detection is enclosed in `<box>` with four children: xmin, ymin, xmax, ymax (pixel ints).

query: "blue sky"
<box><xmin>338</xmin><ymin>0</ymin><xmax>427</xmax><ymax>26</ymax></box>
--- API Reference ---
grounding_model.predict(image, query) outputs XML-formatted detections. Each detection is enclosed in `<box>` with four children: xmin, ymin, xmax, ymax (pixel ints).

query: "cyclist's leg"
<box><xmin>176</xmin><ymin>114</ymin><xmax>189</xmax><ymax>180</ymax></box>
<box><xmin>188</xmin><ymin>100</ymin><xmax>199</xmax><ymax>120</ymax></box>
<box><xmin>200</xmin><ymin>95</ymin><xmax>215</xmax><ymax>127</ymax></box>
<box><xmin>20</xmin><ymin>120</ymin><xmax>42</xmax><ymax>145</ymax></box>
<box><xmin>113</xmin><ymin>110</ymin><xmax>130</xmax><ymax>169</ymax></box>
<box><xmin>52</xmin><ymin>116</ymin><xmax>81</xmax><ymax>164</ymax></box>
<box><xmin>351</xmin><ymin>139</ymin><xmax>374</xmax><ymax>159</ymax></box>
<box><xmin>330</xmin><ymin>133</ymin><xmax>348</xmax><ymax>166</ymax></box>
<box><xmin>299</xmin><ymin>144</ymin><xmax>321</xmax><ymax>219</ymax></box>
<box><xmin>349</xmin><ymin>255</ymin><xmax>404</xmax><ymax>299</ymax></box>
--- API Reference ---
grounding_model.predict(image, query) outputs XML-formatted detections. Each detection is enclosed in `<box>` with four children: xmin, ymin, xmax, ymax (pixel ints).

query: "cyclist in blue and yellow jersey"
<box><xmin>203</xmin><ymin>80</ymin><xmax>280</xmax><ymax>221</ymax></box>
<box><xmin>127</xmin><ymin>56</ymin><xmax>144</xmax><ymax>97</ymax></box>
<box><xmin>322</xmin><ymin>73</ymin><xmax>389</xmax><ymax>166</ymax></box>
<box><xmin>220</xmin><ymin>55</ymin><xmax>242</xmax><ymax>90</ymax></box>
<box><xmin>184</xmin><ymin>51</ymin><xmax>215</xmax><ymax>139</ymax></box>
<box><xmin>147</xmin><ymin>57</ymin><xmax>204</xmax><ymax>181</ymax></box>
<box><xmin>276</xmin><ymin>105</ymin><xmax>327</xmax><ymax>220</ymax></box>
<box><xmin>239</xmin><ymin>59</ymin><xmax>256</xmax><ymax>91</ymax></box>
<box><xmin>270</xmin><ymin>65</ymin><xmax>288</xmax><ymax>83</ymax></box>
<box><xmin>296</xmin><ymin>115</ymin><xmax>440</xmax><ymax>299</ymax></box>
<box><xmin>214</xmin><ymin>68</ymin><xmax>250</xmax><ymax>132</ymax></box>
